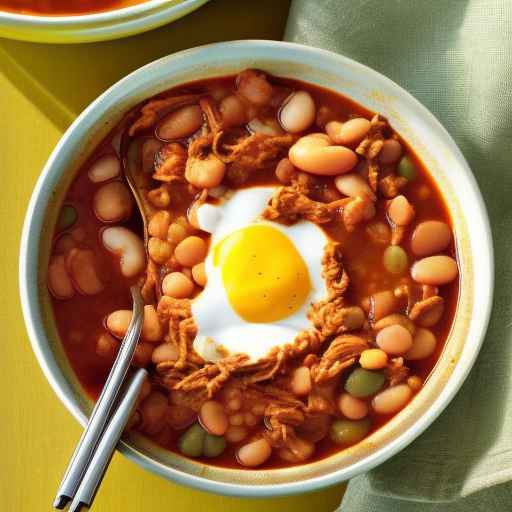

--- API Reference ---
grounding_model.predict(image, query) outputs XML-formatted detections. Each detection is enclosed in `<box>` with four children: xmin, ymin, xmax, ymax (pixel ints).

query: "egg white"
<box><xmin>192</xmin><ymin>186</ymin><xmax>329</xmax><ymax>363</ymax></box>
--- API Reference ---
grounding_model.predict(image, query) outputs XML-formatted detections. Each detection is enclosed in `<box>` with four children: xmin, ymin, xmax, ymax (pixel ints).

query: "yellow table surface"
<box><xmin>0</xmin><ymin>1</ymin><xmax>345</xmax><ymax>510</ymax></box>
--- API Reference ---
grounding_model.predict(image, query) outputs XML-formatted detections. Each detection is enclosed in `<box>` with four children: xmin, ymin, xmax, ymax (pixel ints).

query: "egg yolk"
<box><xmin>213</xmin><ymin>224</ymin><xmax>311</xmax><ymax>323</ymax></box>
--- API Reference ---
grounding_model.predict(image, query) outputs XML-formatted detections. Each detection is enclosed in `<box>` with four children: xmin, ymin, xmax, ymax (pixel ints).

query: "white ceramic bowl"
<box><xmin>19</xmin><ymin>40</ymin><xmax>493</xmax><ymax>497</ymax></box>
<box><xmin>0</xmin><ymin>0</ymin><xmax>209</xmax><ymax>43</ymax></box>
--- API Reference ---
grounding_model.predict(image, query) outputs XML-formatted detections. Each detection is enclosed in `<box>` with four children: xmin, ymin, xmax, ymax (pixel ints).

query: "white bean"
<box><xmin>290</xmin><ymin>366</ymin><xmax>312</xmax><ymax>396</ymax></box>
<box><xmin>93</xmin><ymin>181</ymin><xmax>133</xmax><ymax>223</ymax></box>
<box><xmin>247</xmin><ymin>118</ymin><xmax>284</xmax><ymax>136</ymax></box>
<box><xmin>411</xmin><ymin>221</ymin><xmax>452</xmax><ymax>257</ymax></box>
<box><xmin>88</xmin><ymin>154</ymin><xmax>120</xmax><ymax>183</ymax></box>
<box><xmin>411</xmin><ymin>255</ymin><xmax>458</xmax><ymax>285</ymax></box>
<box><xmin>152</xmin><ymin>343</ymin><xmax>179</xmax><ymax>364</ymax></box>
<box><xmin>237</xmin><ymin>438</ymin><xmax>272</xmax><ymax>467</ymax></box>
<box><xmin>156</xmin><ymin>104</ymin><xmax>203</xmax><ymax>141</ymax></box>
<box><xmin>199</xmin><ymin>400</ymin><xmax>228</xmax><ymax>436</ymax></box>
<box><xmin>334</xmin><ymin>173</ymin><xmax>375</xmax><ymax>199</ymax></box>
<box><xmin>326</xmin><ymin>118</ymin><xmax>371</xmax><ymax>146</ymax></box>
<box><xmin>66</xmin><ymin>248</ymin><xmax>104</xmax><ymax>295</ymax></box>
<box><xmin>101</xmin><ymin>227</ymin><xmax>146</xmax><ymax>278</ymax></box>
<box><xmin>48</xmin><ymin>254</ymin><xmax>74</xmax><ymax>299</ymax></box>
<box><xmin>338</xmin><ymin>393</ymin><xmax>368</xmax><ymax>420</ymax></box>
<box><xmin>405</xmin><ymin>328</ymin><xmax>437</xmax><ymax>360</ymax></box>
<box><xmin>289</xmin><ymin>133</ymin><xmax>358</xmax><ymax>176</ymax></box>
<box><xmin>372</xmin><ymin>384</ymin><xmax>412</xmax><ymax>414</ymax></box>
<box><xmin>279</xmin><ymin>91</ymin><xmax>316</xmax><ymax>133</ymax></box>
<box><xmin>226</xmin><ymin>425</ymin><xmax>248</xmax><ymax>443</ymax></box>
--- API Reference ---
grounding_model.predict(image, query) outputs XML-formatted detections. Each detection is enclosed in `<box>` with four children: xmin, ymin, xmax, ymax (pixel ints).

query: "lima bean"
<box><xmin>330</xmin><ymin>418</ymin><xmax>372</xmax><ymax>445</ymax></box>
<box><xmin>345</xmin><ymin>367</ymin><xmax>386</xmax><ymax>398</ymax></box>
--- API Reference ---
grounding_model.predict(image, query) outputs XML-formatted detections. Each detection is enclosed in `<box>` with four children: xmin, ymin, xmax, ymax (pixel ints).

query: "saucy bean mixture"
<box><xmin>48</xmin><ymin>70</ymin><xmax>459</xmax><ymax>469</ymax></box>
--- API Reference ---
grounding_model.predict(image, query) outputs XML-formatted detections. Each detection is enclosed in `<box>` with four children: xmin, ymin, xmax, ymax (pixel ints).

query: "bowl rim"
<box><xmin>0</xmin><ymin>0</ymin><xmax>201</xmax><ymax>24</ymax></box>
<box><xmin>19</xmin><ymin>40</ymin><xmax>494</xmax><ymax>497</ymax></box>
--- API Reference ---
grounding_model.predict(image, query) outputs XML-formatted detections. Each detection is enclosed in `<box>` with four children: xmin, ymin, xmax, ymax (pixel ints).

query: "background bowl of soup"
<box><xmin>19</xmin><ymin>40</ymin><xmax>493</xmax><ymax>496</ymax></box>
<box><xmin>0</xmin><ymin>0</ymin><xmax>209</xmax><ymax>43</ymax></box>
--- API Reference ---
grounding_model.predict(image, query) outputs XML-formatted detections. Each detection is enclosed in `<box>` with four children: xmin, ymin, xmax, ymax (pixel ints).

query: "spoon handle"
<box><xmin>68</xmin><ymin>368</ymin><xmax>148</xmax><ymax>512</ymax></box>
<box><xmin>53</xmin><ymin>285</ymin><xmax>144</xmax><ymax>509</ymax></box>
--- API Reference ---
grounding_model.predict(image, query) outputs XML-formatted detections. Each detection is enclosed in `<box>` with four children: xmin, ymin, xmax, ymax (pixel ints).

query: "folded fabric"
<box><xmin>285</xmin><ymin>0</ymin><xmax>512</xmax><ymax>506</ymax></box>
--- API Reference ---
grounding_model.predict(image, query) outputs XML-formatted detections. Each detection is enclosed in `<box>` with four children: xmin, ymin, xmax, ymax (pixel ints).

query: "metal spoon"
<box><xmin>123</xmin><ymin>137</ymin><xmax>156</xmax><ymax>247</ymax></box>
<box><xmin>53</xmin><ymin>285</ymin><xmax>144</xmax><ymax>509</ymax></box>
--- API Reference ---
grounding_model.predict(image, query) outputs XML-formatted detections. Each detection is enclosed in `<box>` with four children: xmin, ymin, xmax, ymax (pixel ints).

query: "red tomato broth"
<box><xmin>0</xmin><ymin>0</ymin><xmax>148</xmax><ymax>15</ymax></box>
<box><xmin>49</xmin><ymin>72</ymin><xmax>460</xmax><ymax>469</ymax></box>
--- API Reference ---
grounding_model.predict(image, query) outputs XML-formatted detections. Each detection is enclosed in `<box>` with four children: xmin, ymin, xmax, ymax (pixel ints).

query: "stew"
<box><xmin>47</xmin><ymin>69</ymin><xmax>459</xmax><ymax>469</ymax></box>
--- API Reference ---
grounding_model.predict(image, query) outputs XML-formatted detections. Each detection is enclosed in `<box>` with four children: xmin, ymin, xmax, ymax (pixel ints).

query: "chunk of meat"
<box><xmin>312</xmin><ymin>335</ymin><xmax>369</xmax><ymax>383</ymax></box>
<box><xmin>263</xmin><ymin>186</ymin><xmax>348</xmax><ymax>224</ymax></box>
<box><xmin>263</xmin><ymin>403</ymin><xmax>305</xmax><ymax>447</ymax></box>
<box><xmin>385</xmin><ymin>357</ymin><xmax>410</xmax><ymax>386</ymax></box>
<box><xmin>355</xmin><ymin>114</ymin><xmax>386</xmax><ymax>159</ymax></box>
<box><xmin>409</xmin><ymin>295</ymin><xmax>445</xmax><ymax>327</ymax></box>
<box><xmin>153</xmin><ymin>143</ymin><xmax>187</xmax><ymax>182</ymax></box>
<box><xmin>379</xmin><ymin>174</ymin><xmax>408</xmax><ymax>198</ymax></box>
<box><xmin>343</xmin><ymin>195</ymin><xmax>376</xmax><ymax>232</ymax></box>
<box><xmin>321</xmin><ymin>242</ymin><xmax>349</xmax><ymax>300</ymax></box>
<box><xmin>309</xmin><ymin>298</ymin><xmax>365</xmax><ymax>337</ymax></box>
<box><xmin>199</xmin><ymin>96</ymin><xmax>222</xmax><ymax>133</ymax></box>
<box><xmin>141</xmin><ymin>259</ymin><xmax>160</xmax><ymax>304</ymax></box>
<box><xmin>147</xmin><ymin>184</ymin><xmax>172</xmax><ymax>208</ymax></box>
<box><xmin>237</xmin><ymin>348</ymin><xmax>286</xmax><ymax>385</ymax></box>
<box><xmin>174</xmin><ymin>353</ymin><xmax>249</xmax><ymax>398</ymax></box>
<box><xmin>307</xmin><ymin>381</ymin><xmax>337</xmax><ymax>415</ymax></box>
<box><xmin>213</xmin><ymin>131</ymin><xmax>296</xmax><ymax>185</ymax></box>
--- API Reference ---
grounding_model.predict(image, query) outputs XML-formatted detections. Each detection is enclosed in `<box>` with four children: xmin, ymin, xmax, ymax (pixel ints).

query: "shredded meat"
<box><xmin>368</xmin><ymin>161</ymin><xmax>380</xmax><ymax>192</ymax></box>
<box><xmin>156</xmin><ymin>297</ymin><xmax>202</xmax><ymax>368</ymax></box>
<box><xmin>128</xmin><ymin>94</ymin><xmax>202</xmax><ymax>136</ymax></box>
<box><xmin>242</xmin><ymin>384</ymin><xmax>306</xmax><ymax>447</ymax></box>
<box><xmin>153</xmin><ymin>143</ymin><xmax>187</xmax><ymax>182</ymax></box>
<box><xmin>379</xmin><ymin>174</ymin><xmax>408</xmax><ymax>198</ymax></box>
<box><xmin>174</xmin><ymin>354</ymin><xmax>249</xmax><ymax>398</ymax></box>
<box><xmin>141</xmin><ymin>259</ymin><xmax>159</xmax><ymax>304</ymax></box>
<box><xmin>147</xmin><ymin>184</ymin><xmax>172</xmax><ymax>208</ymax></box>
<box><xmin>409</xmin><ymin>295</ymin><xmax>445</xmax><ymax>326</ymax></box>
<box><xmin>343</xmin><ymin>195</ymin><xmax>376</xmax><ymax>232</ymax></box>
<box><xmin>307</xmin><ymin>381</ymin><xmax>337</xmax><ymax>415</ymax></box>
<box><xmin>212</xmin><ymin>131</ymin><xmax>296</xmax><ymax>185</ymax></box>
<box><xmin>353</xmin><ymin>115</ymin><xmax>386</xmax><ymax>192</ymax></box>
<box><xmin>356</xmin><ymin>114</ymin><xmax>386</xmax><ymax>159</ymax></box>
<box><xmin>322</xmin><ymin>242</ymin><xmax>349</xmax><ymax>300</ymax></box>
<box><xmin>200</xmin><ymin>96</ymin><xmax>223</xmax><ymax>134</ymax></box>
<box><xmin>308</xmin><ymin>243</ymin><xmax>359</xmax><ymax>337</ymax></box>
<box><xmin>385</xmin><ymin>357</ymin><xmax>410</xmax><ymax>386</ymax></box>
<box><xmin>157</xmin><ymin>296</ymin><xmax>191</xmax><ymax>323</ymax></box>
<box><xmin>237</xmin><ymin>349</ymin><xmax>286</xmax><ymax>385</ymax></box>
<box><xmin>311</xmin><ymin>335</ymin><xmax>369</xmax><ymax>383</ymax></box>
<box><xmin>263</xmin><ymin>186</ymin><xmax>348</xmax><ymax>224</ymax></box>
<box><xmin>309</xmin><ymin>298</ymin><xmax>364</xmax><ymax>337</ymax></box>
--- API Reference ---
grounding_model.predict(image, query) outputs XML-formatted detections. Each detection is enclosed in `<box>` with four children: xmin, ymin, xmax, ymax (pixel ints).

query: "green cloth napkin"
<box><xmin>285</xmin><ymin>0</ymin><xmax>512</xmax><ymax>508</ymax></box>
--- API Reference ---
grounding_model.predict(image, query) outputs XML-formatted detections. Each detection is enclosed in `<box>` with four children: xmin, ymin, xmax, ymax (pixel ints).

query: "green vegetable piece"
<box><xmin>397</xmin><ymin>155</ymin><xmax>417</xmax><ymax>181</ymax></box>
<box><xmin>203</xmin><ymin>434</ymin><xmax>226</xmax><ymax>458</ymax></box>
<box><xmin>345</xmin><ymin>367</ymin><xmax>386</xmax><ymax>398</ymax></box>
<box><xmin>177</xmin><ymin>423</ymin><xmax>206</xmax><ymax>457</ymax></box>
<box><xmin>57</xmin><ymin>205</ymin><xmax>77</xmax><ymax>232</ymax></box>
<box><xmin>330</xmin><ymin>418</ymin><xmax>372</xmax><ymax>445</ymax></box>
<box><xmin>383</xmin><ymin>245</ymin><xmax>408</xmax><ymax>275</ymax></box>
